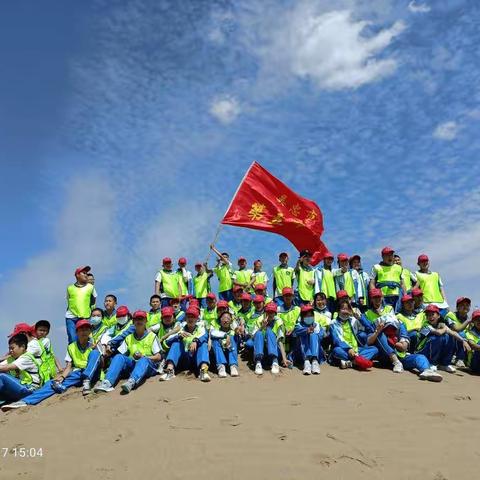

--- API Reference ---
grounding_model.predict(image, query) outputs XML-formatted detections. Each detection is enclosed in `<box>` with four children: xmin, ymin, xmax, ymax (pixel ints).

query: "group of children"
<box><xmin>1</xmin><ymin>245</ymin><xmax>479</xmax><ymax>412</ymax></box>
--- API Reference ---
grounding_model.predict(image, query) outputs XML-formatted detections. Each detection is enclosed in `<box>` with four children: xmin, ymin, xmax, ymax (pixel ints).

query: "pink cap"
<box><xmin>8</xmin><ymin>323</ymin><xmax>34</xmax><ymax>337</ymax></box>
<box><xmin>337</xmin><ymin>253</ymin><xmax>349</xmax><ymax>262</ymax></box>
<box><xmin>254</xmin><ymin>283</ymin><xmax>266</xmax><ymax>291</ymax></box>
<box><xmin>381</xmin><ymin>246</ymin><xmax>394</xmax><ymax>255</ymax></box>
<box><xmin>116</xmin><ymin>305</ymin><xmax>130</xmax><ymax>317</ymax></box>
<box><xmin>75</xmin><ymin>265</ymin><xmax>91</xmax><ymax>276</ymax></box>
<box><xmin>206</xmin><ymin>292</ymin><xmax>216</xmax><ymax>300</ymax></box>
<box><xmin>162</xmin><ymin>257</ymin><xmax>172</xmax><ymax>264</ymax></box>
<box><xmin>336</xmin><ymin>290</ymin><xmax>349</xmax><ymax>299</ymax></box>
<box><xmin>417</xmin><ymin>254</ymin><xmax>429</xmax><ymax>263</ymax></box>
<box><xmin>300</xmin><ymin>304</ymin><xmax>314</xmax><ymax>314</ymax></box>
<box><xmin>132</xmin><ymin>310</ymin><xmax>147</xmax><ymax>319</ymax></box>
<box><xmin>369</xmin><ymin>288</ymin><xmax>383</xmax><ymax>298</ymax></box>
<box><xmin>264</xmin><ymin>302</ymin><xmax>278</xmax><ymax>313</ymax></box>
<box><xmin>253</xmin><ymin>295</ymin><xmax>265</xmax><ymax>303</ymax></box>
<box><xmin>411</xmin><ymin>287</ymin><xmax>423</xmax><ymax>297</ymax></box>
<box><xmin>241</xmin><ymin>293</ymin><xmax>252</xmax><ymax>301</ymax></box>
<box><xmin>75</xmin><ymin>319</ymin><xmax>92</xmax><ymax>331</ymax></box>
<box><xmin>471</xmin><ymin>310</ymin><xmax>480</xmax><ymax>320</ymax></box>
<box><xmin>178</xmin><ymin>257</ymin><xmax>187</xmax><ymax>265</ymax></box>
<box><xmin>425</xmin><ymin>304</ymin><xmax>440</xmax><ymax>314</ymax></box>
<box><xmin>282</xmin><ymin>287</ymin><xmax>294</xmax><ymax>296</ymax></box>
<box><xmin>161</xmin><ymin>307</ymin><xmax>174</xmax><ymax>317</ymax></box>
<box><xmin>401</xmin><ymin>294</ymin><xmax>413</xmax><ymax>303</ymax></box>
<box><xmin>456</xmin><ymin>297</ymin><xmax>471</xmax><ymax>305</ymax></box>
<box><xmin>217</xmin><ymin>300</ymin><xmax>229</xmax><ymax>308</ymax></box>
<box><xmin>186</xmin><ymin>306</ymin><xmax>199</xmax><ymax>318</ymax></box>
<box><xmin>323</xmin><ymin>251</ymin><xmax>334</xmax><ymax>259</ymax></box>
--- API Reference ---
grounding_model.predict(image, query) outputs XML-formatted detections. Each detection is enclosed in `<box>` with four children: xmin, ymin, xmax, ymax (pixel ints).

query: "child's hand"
<box><xmin>307</xmin><ymin>326</ymin><xmax>315</xmax><ymax>334</ymax></box>
<box><xmin>463</xmin><ymin>340</ymin><xmax>472</xmax><ymax>352</ymax></box>
<box><xmin>375</xmin><ymin>321</ymin><xmax>385</xmax><ymax>333</ymax></box>
<box><xmin>133</xmin><ymin>352</ymin><xmax>143</xmax><ymax>360</ymax></box>
<box><xmin>225</xmin><ymin>336</ymin><xmax>231</xmax><ymax>349</ymax></box>
<box><xmin>189</xmin><ymin>342</ymin><xmax>197</xmax><ymax>353</ymax></box>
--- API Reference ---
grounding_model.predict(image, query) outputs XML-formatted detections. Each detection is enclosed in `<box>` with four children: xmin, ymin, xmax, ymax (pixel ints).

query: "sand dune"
<box><xmin>1</xmin><ymin>363</ymin><xmax>478</xmax><ymax>480</ymax></box>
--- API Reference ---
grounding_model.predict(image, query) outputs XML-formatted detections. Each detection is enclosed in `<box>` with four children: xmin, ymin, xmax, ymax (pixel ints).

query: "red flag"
<box><xmin>221</xmin><ymin>162</ymin><xmax>328</xmax><ymax>265</ymax></box>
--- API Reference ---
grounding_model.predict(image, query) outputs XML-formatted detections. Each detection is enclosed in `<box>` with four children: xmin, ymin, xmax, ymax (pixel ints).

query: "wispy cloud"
<box><xmin>408</xmin><ymin>1</ymin><xmax>431</xmax><ymax>14</ymax></box>
<box><xmin>433</xmin><ymin>120</ymin><xmax>459</xmax><ymax>140</ymax></box>
<box><xmin>210</xmin><ymin>95</ymin><xmax>241</xmax><ymax>124</ymax></box>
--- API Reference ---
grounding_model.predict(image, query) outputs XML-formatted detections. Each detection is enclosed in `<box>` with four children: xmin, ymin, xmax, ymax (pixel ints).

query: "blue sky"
<box><xmin>1</xmin><ymin>0</ymin><xmax>480</xmax><ymax>352</ymax></box>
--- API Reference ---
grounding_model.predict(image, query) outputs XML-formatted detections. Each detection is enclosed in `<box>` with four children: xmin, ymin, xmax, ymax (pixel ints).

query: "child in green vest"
<box><xmin>233</xmin><ymin>257</ymin><xmax>253</xmax><ymax>290</ymax></box>
<box><xmin>4</xmin><ymin>320</ymin><xmax>103</xmax><ymax>410</ymax></box>
<box><xmin>34</xmin><ymin>320</ymin><xmax>61</xmax><ymax>378</ymax></box>
<box><xmin>0</xmin><ymin>334</ymin><xmax>43</xmax><ymax>407</ymax></box>
<box><xmin>146</xmin><ymin>294</ymin><xmax>162</xmax><ymax>333</ymax></box>
<box><xmin>94</xmin><ymin>311</ymin><xmax>161</xmax><ymax>394</ymax></box>
<box><xmin>155</xmin><ymin>257</ymin><xmax>181</xmax><ymax>307</ymax></box>
<box><xmin>295</xmin><ymin>250</ymin><xmax>315</xmax><ymax>305</ymax></box>
<box><xmin>66</xmin><ymin>265</ymin><xmax>97</xmax><ymax>343</ymax></box>
<box><xmin>314</xmin><ymin>251</ymin><xmax>336</xmax><ymax>312</ymax></box>
<box><xmin>444</xmin><ymin>297</ymin><xmax>472</xmax><ymax>368</ymax></box>
<box><xmin>103</xmin><ymin>294</ymin><xmax>117</xmax><ymax>327</ymax></box>
<box><xmin>210</xmin><ymin>244</ymin><xmax>234</xmax><ymax>301</ymax></box>
<box><xmin>254</xmin><ymin>283</ymin><xmax>273</xmax><ymax>305</ymax></box>
<box><xmin>333</xmin><ymin>253</ymin><xmax>357</xmax><ymax>301</ymax></box>
<box><xmin>251</xmin><ymin>259</ymin><xmax>269</xmax><ymax>291</ymax></box>
<box><xmin>210</xmin><ymin>311</ymin><xmax>239</xmax><ymax>378</ymax></box>
<box><xmin>193</xmin><ymin>262</ymin><xmax>213</xmax><ymax>308</ymax></box>
<box><xmin>396</xmin><ymin>295</ymin><xmax>424</xmax><ymax>352</ymax></box>
<box><xmin>229</xmin><ymin>285</ymin><xmax>244</xmax><ymax>314</ymax></box>
<box><xmin>394</xmin><ymin>255</ymin><xmax>414</xmax><ymax>293</ymax></box>
<box><xmin>349</xmin><ymin>255</ymin><xmax>370</xmax><ymax>311</ymax></box>
<box><xmin>414</xmin><ymin>254</ymin><xmax>448</xmax><ymax>313</ymax></box>
<box><xmin>272</xmin><ymin>252</ymin><xmax>295</xmax><ymax>305</ymax></box>
<box><xmin>278</xmin><ymin>287</ymin><xmax>300</xmax><ymax>365</ymax></box>
<box><xmin>411</xmin><ymin>287</ymin><xmax>425</xmax><ymax>314</ymax></box>
<box><xmin>465</xmin><ymin>310</ymin><xmax>480</xmax><ymax>373</ymax></box>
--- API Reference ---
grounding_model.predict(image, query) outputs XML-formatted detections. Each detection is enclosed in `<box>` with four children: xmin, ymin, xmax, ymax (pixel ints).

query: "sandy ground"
<box><xmin>1</xmin><ymin>362</ymin><xmax>479</xmax><ymax>480</ymax></box>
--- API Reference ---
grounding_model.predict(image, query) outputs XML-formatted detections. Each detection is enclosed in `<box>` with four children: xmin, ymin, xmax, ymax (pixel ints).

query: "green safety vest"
<box><xmin>396</xmin><ymin>312</ymin><xmax>423</xmax><ymax>332</ymax></box>
<box><xmin>112</xmin><ymin>321</ymin><xmax>133</xmax><ymax>337</ymax></box>
<box><xmin>202</xmin><ymin>307</ymin><xmax>218</xmax><ymax>327</ymax></box>
<box><xmin>146</xmin><ymin>311</ymin><xmax>161</xmax><ymax>329</ymax></box>
<box><xmin>176</xmin><ymin>270</ymin><xmax>189</xmax><ymax>296</ymax></box>
<box><xmin>182</xmin><ymin>322</ymin><xmax>206</xmax><ymax>348</ymax></box>
<box><xmin>160</xmin><ymin>270</ymin><xmax>180</xmax><ymax>298</ymax></box>
<box><xmin>103</xmin><ymin>312</ymin><xmax>117</xmax><ymax>328</ymax></box>
<box><xmin>255</xmin><ymin>316</ymin><xmax>283</xmax><ymax>337</ymax></box>
<box><xmin>253</xmin><ymin>271</ymin><xmax>268</xmax><ymax>287</ymax></box>
<box><xmin>157</xmin><ymin>322</ymin><xmax>178</xmax><ymax>351</ymax></box>
<box><xmin>235</xmin><ymin>269</ymin><xmax>253</xmax><ymax>286</ymax></box>
<box><xmin>444</xmin><ymin>311</ymin><xmax>466</xmax><ymax>328</ymax></box>
<box><xmin>319</xmin><ymin>268</ymin><xmax>336</xmax><ymax>299</ymax></box>
<box><xmin>402</xmin><ymin>268</ymin><xmax>413</xmax><ymax>292</ymax></box>
<box><xmin>246</xmin><ymin>313</ymin><xmax>263</xmax><ymax>334</ymax></box>
<box><xmin>297</xmin><ymin>266</ymin><xmax>315</xmax><ymax>302</ymax></box>
<box><xmin>415</xmin><ymin>272</ymin><xmax>443</xmax><ymax>303</ymax></box>
<box><xmin>336</xmin><ymin>270</ymin><xmax>355</xmax><ymax>298</ymax></box>
<box><xmin>37</xmin><ymin>340</ymin><xmax>57</xmax><ymax>380</ymax></box>
<box><xmin>278</xmin><ymin>306</ymin><xmax>300</xmax><ymax>331</ymax></box>
<box><xmin>193</xmin><ymin>272</ymin><xmax>209</xmax><ymax>298</ymax></box>
<box><xmin>237</xmin><ymin>307</ymin><xmax>254</xmax><ymax>325</ymax></box>
<box><xmin>91</xmin><ymin>324</ymin><xmax>109</xmax><ymax>343</ymax></box>
<box><xmin>125</xmin><ymin>331</ymin><xmax>157</xmax><ymax>358</ymax></box>
<box><xmin>465</xmin><ymin>328</ymin><xmax>480</xmax><ymax>367</ymax></box>
<box><xmin>273</xmin><ymin>266</ymin><xmax>294</xmax><ymax>295</ymax></box>
<box><xmin>214</xmin><ymin>264</ymin><xmax>233</xmax><ymax>292</ymax></box>
<box><xmin>228</xmin><ymin>300</ymin><xmax>242</xmax><ymax>314</ymax></box>
<box><xmin>12</xmin><ymin>352</ymin><xmax>44</xmax><ymax>388</ymax></box>
<box><xmin>364</xmin><ymin>306</ymin><xmax>395</xmax><ymax>323</ymax></box>
<box><xmin>67</xmin><ymin>283</ymin><xmax>94</xmax><ymax>318</ymax></box>
<box><xmin>67</xmin><ymin>341</ymin><xmax>93</xmax><ymax>370</ymax></box>
<box><xmin>340</xmin><ymin>320</ymin><xmax>359</xmax><ymax>353</ymax></box>
<box><xmin>374</xmin><ymin>264</ymin><xmax>403</xmax><ymax>296</ymax></box>
<box><xmin>314</xmin><ymin>311</ymin><xmax>330</xmax><ymax>330</ymax></box>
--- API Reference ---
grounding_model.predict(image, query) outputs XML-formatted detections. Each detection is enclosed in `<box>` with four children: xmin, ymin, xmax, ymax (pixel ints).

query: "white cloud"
<box><xmin>433</xmin><ymin>120</ymin><xmax>459</xmax><ymax>140</ymax></box>
<box><xmin>0</xmin><ymin>175</ymin><xmax>120</xmax><ymax>349</ymax></box>
<box><xmin>210</xmin><ymin>95</ymin><xmax>241</xmax><ymax>124</ymax></box>
<box><xmin>408</xmin><ymin>1</ymin><xmax>431</xmax><ymax>13</ymax></box>
<box><xmin>251</xmin><ymin>5</ymin><xmax>405</xmax><ymax>90</ymax></box>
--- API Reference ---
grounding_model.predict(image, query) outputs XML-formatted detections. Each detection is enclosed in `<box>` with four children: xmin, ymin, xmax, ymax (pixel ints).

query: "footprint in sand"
<box><xmin>454</xmin><ymin>394</ymin><xmax>472</xmax><ymax>401</ymax></box>
<box><xmin>426</xmin><ymin>411</ymin><xmax>446</xmax><ymax>418</ymax></box>
<box><xmin>220</xmin><ymin>415</ymin><xmax>241</xmax><ymax>427</ymax></box>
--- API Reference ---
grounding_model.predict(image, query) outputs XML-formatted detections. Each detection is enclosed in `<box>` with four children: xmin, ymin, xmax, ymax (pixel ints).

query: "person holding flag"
<box><xmin>210</xmin><ymin>245</ymin><xmax>234</xmax><ymax>302</ymax></box>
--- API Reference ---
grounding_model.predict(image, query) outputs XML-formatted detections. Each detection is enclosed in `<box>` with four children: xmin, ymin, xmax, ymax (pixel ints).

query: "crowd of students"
<box><xmin>1</xmin><ymin>244</ymin><xmax>480</xmax><ymax>411</ymax></box>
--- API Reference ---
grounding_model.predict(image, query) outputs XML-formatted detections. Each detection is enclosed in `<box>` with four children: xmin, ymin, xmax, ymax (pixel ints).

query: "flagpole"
<box><xmin>205</xmin><ymin>161</ymin><xmax>257</xmax><ymax>264</ymax></box>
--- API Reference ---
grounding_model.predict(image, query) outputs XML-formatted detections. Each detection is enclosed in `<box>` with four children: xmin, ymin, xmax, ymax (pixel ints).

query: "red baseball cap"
<box><xmin>337</xmin><ymin>253</ymin><xmax>349</xmax><ymax>262</ymax></box>
<box><xmin>253</xmin><ymin>295</ymin><xmax>265</xmax><ymax>303</ymax></box>
<box><xmin>195</xmin><ymin>262</ymin><xmax>202</xmax><ymax>268</ymax></box>
<box><xmin>456</xmin><ymin>297</ymin><xmax>471</xmax><ymax>305</ymax></box>
<box><xmin>282</xmin><ymin>287</ymin><xmax>294</xmax><ymax>296</ymax></box>
<box><xmin>178</xmin><ymin>257</ymin><xmax>187</xmax><ymax>265</ymax></box>
<box><xmin>161</xmin><ymin>307</ymin><xmax>174</xmax><ymax>317</ymax></box>
<box><xmin>8</xmin><ymin>323</ymin><xmax>34</xmax><ymax>337</ymax></box>
<box><xmin>206</xmin><ymin>292</ymin><xmax>216</xmax><ymax>300</ymax></box>
<box><xmin>186</xmin><ymin>306</ymin><xmax>199</xmax><ymax>318</ymax></box>
<box><xmin>233</xmin><ymin>285</ymin><xmax>243</xmax><ymax>292</ymax></box>
<box><xmin>241</xmin><ymin>293</ymin><xmax>252</xmax><ymax>301</ymax></box>
<box><xmin>132</xmin><ymin>310</ymin><xmax>147</xmax><ymax>320</ymax></box>
<box><xmin>75</xmin><ymin>319</ymin><xmax>92</xmax><ymax>331</ymax></box>
<box><xmin>323</xmin><ymin>251</ymin><xmax>334</xmax><ymax>259</ymax></box>
<box><xmin>254</xmin><ymin>283</ymin><xmax>266</xmax><ymax>291</ymax></box>
<box><xmin>217</xmin><ymin>300</ymin><xmax>229</xmax><ymax>308</ymax></box>
<box><xmin>265</xmin><ymin>302</ymin><xmax>278</xmax><ymax>313</ymax></box>
<box><xmin>238</xmin><ymin>257</ymin><xmax>246</xmax><ymax>262</ymax></box>
<box><xmin>116</xmin><ymin>305</ymin><xmax>130</xmax><ymax>317</ymax></box>
<box><xmin>162</xmin><ymin>257</ymin><xmax>172</xmax><ymax>264</ymax></box>
<box><xmin>417</xmin><ymin>254</ymin><xmax>429</xmax><ymax>263</ymax></box>
<box><xmin>369</xmin><ymin>288</ymin><xmax>383</xmax><ymax>298</ymax></box>
<box><xmin>381</xmin><ymin>246</ymin><xmax>395</xmax><ymax>255</ymax></box>
<box><xmin>301</xmin><ymin>304</ymin><xmax>314</xmax><ymax>314</ymax></box>
<box><xmin>411</xmin><ymin>287</ymin><xmax>423</xmax><ymax>297</ymax></box>
<box><xmin>75</xmin><ymin>265</ymin><xmax>91</xmax><ymax>276</ymax></box>
<box><xmin>471</xmin><ymin>309</ymin><xmax>480</xmax><ymax>320</ymax></box>
<box><xmin>425</xmin><ymin>304</ymin><xmax>440</xmax><ymax>314</ymax></box>
<box><xmin>336</xmin><ymin>290</ymin><xmax>349</xmax><ymax>299</ymax></box>
<box><xmin>401</xmin><ymin>294</ymin><xmax>413</xmax><ymax>303</ymax></box>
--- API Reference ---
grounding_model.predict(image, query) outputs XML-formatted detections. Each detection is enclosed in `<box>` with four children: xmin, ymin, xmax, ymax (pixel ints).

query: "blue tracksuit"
<box><xmin>292</xmin><ymin>321</ymin><xmax>324</xmax><ymax>362</ymax></box>
<box><xmin>415</xmin><ymin>326</ymin><xmax>456</xmax><ymax>367</ymax></box>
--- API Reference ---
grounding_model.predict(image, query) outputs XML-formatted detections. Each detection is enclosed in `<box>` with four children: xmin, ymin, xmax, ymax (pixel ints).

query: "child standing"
<box><xmin>210</xmin><ymin>245</ymin><xmax>234</xmax><ymax>301</ymax></box>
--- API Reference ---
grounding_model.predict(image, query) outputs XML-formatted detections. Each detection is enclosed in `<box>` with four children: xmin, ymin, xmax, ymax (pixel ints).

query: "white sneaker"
<box><xmin>311</xmin><ymin>359</ymin><xmax>321</xmax><ymax>375</ymax></box>
<box><xmin>120</xmin><ymin>378</ymin><xmax>135</xmax><ymax>394</ymax></box>
<box><xmin>271</xmin><ymin>362</ymin><xmax>280</xmax><ymax>375</ymax></box>
<box><xmin>455</xmin><ymin>359</ymin><xmax>466</xmax><ymax>369</ymax></box>
<box><xmin>93</xmin><ymin>379</ymin><xmax>114</xmax><ymax>393</ymax></box>
<box><xmin>419</xmin><ymin>369</ymin><xmax>443</xmax><ymax>382</ymax></box>
<box><xmin>1</xmin><ymin>401</ymin><xmax>27</xmax><ymax>411</ymax></box>
<box><xmin>438</xmin><ymin>364</ymin><xmax>456</xmax><ymax>373</ymax></box>
<box><xmin>217</xmin><ymin>364</ymin><xmax>227</xmax><ymax>378</ymax></box>
<box><xmin>159</xmin><ymin>369</ymin><xmax>175</xmax><ymax>381</ymax></box>
<box><xmin>255</xmin><ymin>361</ymin><xmax>263</xmax><ymax>375</ymax></box>
<box><xmin>199</xmin><ymin>369</ymin><xmax>211</xmax><ymax>382</ymax></box>
<box><xmin>340</xmin><ymin>360</ymin><xmax>352</xmax><ymax>369</ymax></box>
<box><xmin>157</xmin><ymin>359</ymin><xmax>166</xmax><ymax>374</ymax></box>
<box><xmin>230</xmin><ymin>365</ymin><xmax>239</xmax><ymax>377</ymax></box>
<box><xmin>303</xmin><ymin>360</ymin><xmax>312</xmax><ymax>375</ymax></box>
<box><xmin>393</xmin><ymin>362</ymin><xmax>404</xmax><ymax>373</ymax></box>
<box><xmin>430</xmin><ymin>365</ymin><xmax>438</xmax><ymax>372</ymax></box>
<box><xmin>82</xmin><ymin>379</ymin><xmax>91</xmax><ymax>396</ymax></box>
